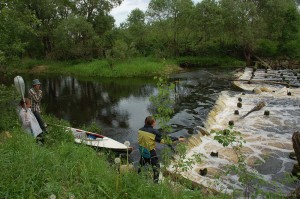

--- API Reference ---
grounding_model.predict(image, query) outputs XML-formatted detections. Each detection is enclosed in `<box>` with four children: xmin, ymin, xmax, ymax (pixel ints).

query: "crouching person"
<box><xmin>19</xmin><ymin>98</ymin><xmax>44</xmax><ymax>144</ymax></box>
<box><xmin>138</xmin><ymin>116</ymin><xmax>185</xmax><ymax>183</ymax></box>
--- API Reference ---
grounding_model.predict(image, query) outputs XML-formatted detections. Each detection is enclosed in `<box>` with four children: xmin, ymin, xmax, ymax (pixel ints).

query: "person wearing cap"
<box><xmin>28</xmin><ymin>79</ymin><xmax>46</xmax><ymax>131</ymax></box>
<box><xmin>138</xmin><ymin>116</ymin><xmax>185</xmax><ymax>183</ymax></box>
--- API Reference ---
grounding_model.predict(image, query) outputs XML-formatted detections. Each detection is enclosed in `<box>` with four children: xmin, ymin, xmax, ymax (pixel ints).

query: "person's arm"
<box><xmin>29</xmin><ymin>88</ymin><xmax>42</xmax><ymax>103</ymax></box>
<box><xmin>19</xmin><ymin>110</ymin><xmax>30</xmax><ymax>127</ymax></box>
<box><xmin>153</xmin><ymin>129</ymin><xmax>183</xmax><ymax>144</ymax></box>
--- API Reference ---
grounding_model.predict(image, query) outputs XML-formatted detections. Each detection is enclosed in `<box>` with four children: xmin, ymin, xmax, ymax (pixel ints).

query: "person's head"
<box><xmin>19</xmin><ymin>98</ymin><xmax>31</xmax><ymax>108</ymax></box>
<box><xmin>32</xmin><ymin>79</ymin><xmax>41</xmax><ymax>90</ymax></box>
<box><xmin>145</xmin><ymin>116</ymin><xmax>156</xmax><ymax>127</ymax></box>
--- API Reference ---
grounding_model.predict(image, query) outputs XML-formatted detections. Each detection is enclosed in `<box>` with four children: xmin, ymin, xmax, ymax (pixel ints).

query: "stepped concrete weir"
<box><xmin>169</xmin><ymin>68</ymin><xmax>300</xmax><ymax>196</ymax></box>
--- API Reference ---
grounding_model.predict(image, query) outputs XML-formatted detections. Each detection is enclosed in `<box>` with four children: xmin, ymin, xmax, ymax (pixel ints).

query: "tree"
<box><xmin>0</xmin><ymin>0</ymin><xmax>38</xmax><ymax>63</ymax></box>
<box><xmin>219</xmin><ymin>0</ymin><xmax>266</xmax><ymax>65</ymax></box>
<box><xmin>192</xmin><ymin>0</ymin><xmax>224</xmax><ymax>55</ymax></box>
<box><xmin>147</xmin><ymin>0</ymin><xmax>194</xmax><ymax>57</ymax></box>
<box><xmin>52</xmin><ymin>16</ymin><xmax>100</xmax><ymax>60</ymax></box>
<box><xmin>73</xmin><ymin>0</ymin><xmax>122</xmax><ymax>22</ymax></box>
<box><xmin>257</xmin><ymin>0</ymin><xmax>300</xmax><ymax>56</ymax></box>
<box><xmin>125</xmin><ymin>9</ymin><xmax>147</xmax><ymax>55</ymax></box>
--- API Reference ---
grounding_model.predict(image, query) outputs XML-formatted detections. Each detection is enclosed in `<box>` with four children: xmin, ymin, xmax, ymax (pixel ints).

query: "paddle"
<box><xmin>14</xmin><ymin>76</ymin><xmax>27</xmax><ymax>111</ymax></box>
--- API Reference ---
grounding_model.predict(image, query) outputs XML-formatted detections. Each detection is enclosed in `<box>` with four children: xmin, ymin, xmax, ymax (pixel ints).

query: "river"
<box><xmin>2</xmin><ymin>67</ymin><xmax>299</xmax><ymax>196</ymax></box>
<box><xmin>1</xmin><ymin>68</ymin><xmax>234</xmax><ymax>161</ymax></box>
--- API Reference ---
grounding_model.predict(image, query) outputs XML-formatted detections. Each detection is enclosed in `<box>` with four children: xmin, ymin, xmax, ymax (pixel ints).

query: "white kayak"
<box><xmin>65</xmin><ymin>126</ymin><xmax>133</xmax><ymax>153</ymax></box>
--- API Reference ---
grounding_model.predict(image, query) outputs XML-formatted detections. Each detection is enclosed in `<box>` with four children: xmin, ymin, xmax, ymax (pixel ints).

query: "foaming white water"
<box><xmin>170</xmin><ymin>68</ymin><xmax>300</xmax><ymax>195</ymax></box>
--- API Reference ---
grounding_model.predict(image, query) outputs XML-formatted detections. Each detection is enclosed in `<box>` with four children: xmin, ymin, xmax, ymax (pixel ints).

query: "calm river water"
<box><xmin>1</xmin><ymin>68</ymin><xmax>235</xmax><ymax>160</ymax></box>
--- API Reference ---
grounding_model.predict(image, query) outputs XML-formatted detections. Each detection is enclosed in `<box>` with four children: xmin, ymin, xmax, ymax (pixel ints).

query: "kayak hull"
<box><xmin>66</xmin><ymin>126</ymin><xmax>133</xmax><ymax>153</ymax></box>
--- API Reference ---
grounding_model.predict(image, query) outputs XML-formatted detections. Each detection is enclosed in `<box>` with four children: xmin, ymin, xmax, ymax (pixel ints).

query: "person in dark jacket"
<box><xmin>138</xmin><ymin>116</ymin><xmax>185</xmax><ymax>183</ymax></box>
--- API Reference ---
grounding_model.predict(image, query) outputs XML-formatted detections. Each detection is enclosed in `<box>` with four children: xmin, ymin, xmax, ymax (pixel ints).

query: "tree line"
<box><xmin>1</xmin><ymin>0</ymin><xmax>300</xmax><ymax>66</ymax></box>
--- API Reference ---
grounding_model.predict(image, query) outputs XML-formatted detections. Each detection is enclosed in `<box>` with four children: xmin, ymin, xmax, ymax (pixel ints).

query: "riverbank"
<box><xmin>0</xmin><ymin>85</ymin><xmax>229</xmax><ymax>199</ymax></box>
<box><xmin>1</xmin><ymin>56</ymin><xmax>245</xmax><ymax>78</ymax></box>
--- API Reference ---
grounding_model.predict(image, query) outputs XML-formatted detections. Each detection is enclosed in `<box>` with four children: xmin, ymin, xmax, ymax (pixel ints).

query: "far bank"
<box><xmin>1</xmin><ymin>56</ymin><xmax>245</xmax><ymax>78</ymax></box>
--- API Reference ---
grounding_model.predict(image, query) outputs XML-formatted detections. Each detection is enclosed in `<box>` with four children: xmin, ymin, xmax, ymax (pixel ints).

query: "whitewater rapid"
<box><xmin>170</xmin><ymin>67</ymin><xmax>300</xmax><ymax>195</ymax></box>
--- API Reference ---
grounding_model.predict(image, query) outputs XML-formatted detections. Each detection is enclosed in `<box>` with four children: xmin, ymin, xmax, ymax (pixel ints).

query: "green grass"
<box><xmin>10</xmin><ymin>57</ymin><xmax>180</xmax><ymax>78</ymax></box>
<box><xmin>51</xmin><ymin>57</ymin><xmax>179</xmax><ymax>77</ymax></box>
<box><xmin>0</xmin><ymin>85</ymin><xmax>228</xmax><ymax>199</ymax></box>
<box><xmin>5</xmin><ymin>56</ymin><xmax>244</xmax><ymax>78</ymax></box>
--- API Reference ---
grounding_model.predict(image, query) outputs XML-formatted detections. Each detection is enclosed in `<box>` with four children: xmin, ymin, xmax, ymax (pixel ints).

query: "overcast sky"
<box><xmin>110</xmin><ymin>0</ymin><xmax>202</xmax><ymax>26</ymax></box>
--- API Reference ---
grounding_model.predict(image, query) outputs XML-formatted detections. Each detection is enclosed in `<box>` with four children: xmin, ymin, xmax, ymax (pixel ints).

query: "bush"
<box><xmin>256</xmin><ymin>39</ymin><xmax>278</xmax><ymax>57</ymax></box>
<box><xmin>176</xmin><ymin>56</ymin><xmax>244</xmax><ymax>68</ymax></box>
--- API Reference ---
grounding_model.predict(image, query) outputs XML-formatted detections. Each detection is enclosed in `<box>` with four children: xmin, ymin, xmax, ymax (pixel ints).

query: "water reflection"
<box><xmin>1</xmin><ymin>69</ymin><xmax>233</xmax><ymax>160</ymax></box>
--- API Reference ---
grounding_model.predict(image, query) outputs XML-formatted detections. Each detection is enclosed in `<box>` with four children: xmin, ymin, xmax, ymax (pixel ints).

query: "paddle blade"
<box><xmin>14</xmin><ymin>76</ymin><xmax>25</xmax><ymax>95</ymax></box>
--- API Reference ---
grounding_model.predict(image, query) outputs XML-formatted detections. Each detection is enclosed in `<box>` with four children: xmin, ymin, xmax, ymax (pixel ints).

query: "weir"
<box><xmin>170</xmin><ymin>68</ymin><xmax>300</xmax><ymax>196</ymax></box>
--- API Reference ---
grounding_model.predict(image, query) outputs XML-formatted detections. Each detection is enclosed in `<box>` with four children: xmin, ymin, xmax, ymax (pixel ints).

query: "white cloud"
<box><xmin>110</xmin><ymin>0</ymin><xmax>202</xmax><ymax>27</ymax></box>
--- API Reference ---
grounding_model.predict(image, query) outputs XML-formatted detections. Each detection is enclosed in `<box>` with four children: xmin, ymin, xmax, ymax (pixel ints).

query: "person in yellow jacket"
<box><xmin>138</xmin><ymin>116</ymin><xmax>185</xmax><ymax>183</ymax></box>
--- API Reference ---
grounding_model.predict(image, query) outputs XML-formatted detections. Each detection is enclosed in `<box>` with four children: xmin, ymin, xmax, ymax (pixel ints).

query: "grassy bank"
<box><xmin>4</xmin><ymin>56</ymin><xmax>245</xmax><ymax>78</ymax></box>
<box><xmin>0</xmin><ymin>85</ymin><xmax>228</xmax><ymax>199</ymax></box>
<box><xmin>6</xmin><ymin>57</ymin><xmax>181</xmax><ymax>78</ymax></box>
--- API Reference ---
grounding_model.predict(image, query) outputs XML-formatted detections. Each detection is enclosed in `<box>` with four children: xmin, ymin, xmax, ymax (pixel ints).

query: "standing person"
<box><xmin>138</xmin><ymin>116</ymin><xmax>185</xmax><ymax>183</ymax></box>
<box><xmin>19</xmin><ymin>98</ymin><xmax>44</xmax><ymax>143</ymax></box>
<box><xmin>28</xmin><ymin>79</ymin><xmax>46</xmax><ymax>131</ymax></box>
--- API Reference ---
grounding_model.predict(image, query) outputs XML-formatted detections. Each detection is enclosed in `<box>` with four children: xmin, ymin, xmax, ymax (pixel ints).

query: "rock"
<box><xmin>292</xmin><ymin>131</ymin><xmax>300</xmax><ymax>165</ymax></box>
<box><xmin>292</xmin><ymin>164</ymin><xmax>300</xmax><ymax>178</ymax></box>
<box><xmin>237</xmin><ymin>102</ymin><xmax>242</xmax><ymax>108</ymax></box>
<box><xmin>289</xmin><ymin>152</ymin><xmax>297</xmax><ymax>160</ymax></box>
<box><xmin>210</xmin><ymin>152</ymin><xmax>218</xmax><ymax>157</ymax></box>
<box><xmin>199</xmin><ymin>168</ymin><xmax>208</xmax><ymax>176</ymax></box>
<box><xmin>264</xmin><ymin>110</ymin><xmax>270</xmax><ymax>116</ymax></box>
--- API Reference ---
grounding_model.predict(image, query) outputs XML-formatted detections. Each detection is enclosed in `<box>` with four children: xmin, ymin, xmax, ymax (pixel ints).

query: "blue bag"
<box><xmin>139</xmin><ymin>146</ymin><xmax>151</xmax><ymax>159</ymax></box>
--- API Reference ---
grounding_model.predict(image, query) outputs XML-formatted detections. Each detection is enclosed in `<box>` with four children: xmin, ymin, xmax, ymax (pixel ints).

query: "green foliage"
<box><xmin>52</xmin><ymin>16</ymin><xmax>100</xmax><ymax>60</ymax></box>
<box><xmin>176</xmin><ymin>56</ymin><xmax>245</xmax><ymax>68</ymax></box>
<box><xmin>172</xmin><ymin>143</ymin><xmax>203</xmax><ymax>173</ymax></box>
<box><xmin>0</xmin><ymin>2</ymin><xmax>38</xmax><ymax>63</ymax></box>
<box><xmin>149</xmin><ymin>76</ymin><xmax>175</xmax><ymax>132</ymax></box>
<box><xmin>256</xmin><ymin>39</ymin><xmax>278</xmax><ymax>57</ymax></box>
<box><xmin>212</xmin><ymin>127</ymin><xmax>245</xmax><ymax>148</ymax></box>
<box><xmin>45</xmin><ymin>57</ymin><xmax>176</xmax><ymax>78</ymax></box>
<box><xmin>0</xmin><ymin>85</ymin><xmax>19</xmax><ymax>132</ymax></box>
<box><xmin>1</xmin><ymin>0</ymin><xmax>300</xmax><ymax>65</ymax></box>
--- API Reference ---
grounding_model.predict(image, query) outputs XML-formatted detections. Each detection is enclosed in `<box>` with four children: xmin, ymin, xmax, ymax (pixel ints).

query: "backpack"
<box><xmin>139</xmin><ymin>146</ymin><xmax>151</xmax><ymax>159</ymax></box>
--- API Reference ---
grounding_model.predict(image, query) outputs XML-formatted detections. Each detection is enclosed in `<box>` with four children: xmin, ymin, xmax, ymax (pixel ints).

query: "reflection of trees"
<box><xmin>43</xmin><ymin>76</ymin><xmax>156</xmax><ymax>128</ymax></box>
